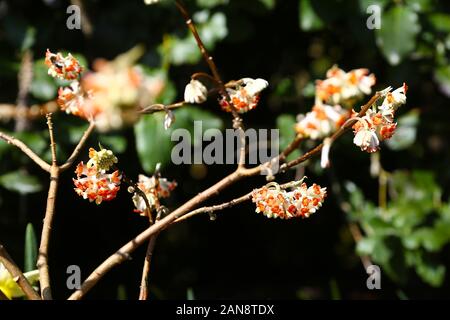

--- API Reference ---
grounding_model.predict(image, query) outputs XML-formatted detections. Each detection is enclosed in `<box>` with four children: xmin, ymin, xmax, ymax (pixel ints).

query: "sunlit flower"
<box><xmin>315</xmin><ymin>65</ymin><xmax>376</xmax><ymax>106</ymax></box>
<box><xmin>184</xmin><ymin>79</ymin><xmax>208</xmax><ymax>104</ymax></box>
<box><xmin>379</xmin><ymin>83</ymin><xmax>408</xmax><ymax>122</ymax></box>
<box><xmin>73</xmin><ymin>147</ymin><xmax>121</xmax><ymax>204</ymax></box>
<box><xmin>0</xmin><ymin>263</ymin><xmax>39</xmax><ymax>300</ymax></box>
<box><xmin>295</xmin><ymin>104</ymin><xmax>348</xmax><ymax>140</ymax></box>
<box><xmin>220</xmin><ymin>77</ymin><xmax>268</xmax><ymax>113</ymax></box>
<box><xmin>57</xmin><ymin>81</ymin><xmax>86</xmax><ymax>117</ymax></box>
<box><xmin>132</xmin><ymin>174</ymin><xmax>177</xmax><ymax>216</ymax></box>
<box><xmin>251</xmin><ymin>182</ymin><xmax>326</xmax><ymax>219</ymax></box>
<box><xmin>45</xmin><ymin>49</ymin><xmax>83</xmax><ymax>80</ymax></box>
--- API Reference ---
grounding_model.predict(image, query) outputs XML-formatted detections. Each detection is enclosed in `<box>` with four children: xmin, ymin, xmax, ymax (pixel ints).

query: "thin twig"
<box><xmin>46</xmin><ymin>114</ymin><xmax>57</xmax><ymax>165</ymax></box>
<box><xmin>173</xmin><ymin>180</ymin><xmax>305</xmax><ymax>223</ymax></box>
<box><xmin>0</xmin><ymin>131</ymin><xmax>51</xmax><ymax>172</ymax></box>
<box><xmin>278</xmin><ymin>92</ymin><xmax>380</xmax><ymax>172</ymax></box>
<box><xmin>0</xmin><ymin>243</ymin><xmax>41</xmax><ymax>300</ymax></box>
<box><xmin>139</xmin><ymin>208</ymin><xmax>162</xmax><ymax>300</ymax></box>
<box><xmin>15</xmin><ymin>50</ymin><xmax>33</xmax><ymax>132</ymax></box>
<box><xmin>59</xmin><ymin>121</ymin><xmax>95</xmax><ymax>172</ymax></box>
<box><xmin>139</xmin><ymin>101</ymin><xmax>186</xmax><ymax>115</ymax></box>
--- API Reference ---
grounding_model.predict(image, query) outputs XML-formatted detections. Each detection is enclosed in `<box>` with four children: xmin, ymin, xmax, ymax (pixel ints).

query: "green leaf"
<box><xmin>299</xmin><ymin>0</ymin><xmax>324</xmax><ymax>31</ymax></box>
<box><xmin>434</xmin><ymin>65</ymin><xmax>450</xmax><ymax>97</ymax></box>
<box><xmin>375</xmin><ymin>5</ymin><xmax>420</xmax><ymax>65</ymax></box>
<box><xmin>172</xmin><ymin>106</ymin><xmax>224</xmax><ymax>142</ymax></box>
<box><xmin>0</xmin><ymin>170</ymin><xmax>43</xmax><ymax>194</ymax></box>
<box><xmin>187</xmin><ymin>287</ymin><xmax>195</xmax><ymax>300</ymax></box>
<box><xmin>134</xmin><ymin>113</ymin><xmax>174</xmax><ymax>173</ymax></box>
<box><xmin>428</xmin><ymin>13</ymin><xmax>450</xmax><ymax>32</ymax></box>
<box><xmin>117</xmin><ymin>285</ymin><xmax>127</xmax><ymax>300</ymax></box>
<box><xmin>405</xmin><ymin>0</ymin><xmax>433</xmax><ymax>12</ymax></box>
<box><xmin>259</xmin><ymin>0</ymin><xmax>276</xmax><ymax>10</ymax></box>
<box><xmin>99</xmin><ymin>135</ymin><xmax>127</xmax><ymax>154</ymax></box>
<box><xmin>24</xmin><ymin>223</ymin><xmax>38</xmax><ymax>272</ymax></box>
<box><xmin>414</xmin><ymin>253</ymin><xmax>445</xmax><ymax>287</ymax></box>
<box><xmin>196</xmin><ymin>0</ymin><xmax>229</xmax><ymax>8</ymax></box>
<box><xmin>386</xmin><ymin>109</ymin><xmax>419</xmax><ymax>150</ymax></box>
<box><xmin>358</xmin><ymin>0</ymin><xmax>388</xmax><ymax>14</ymax></box>
<box><xmin>21</xmin><ymin>27</ymin><xmax>36</xmax><ymax>52</ymax></box>
<box><xmin>276</xmin><ymin>114</ymin><xmax>300</xmax><ymax>161</ymax></box>
<box><xmin>30</xmin><ymin>59</ymin><xmax>58</xmax><ymax>100</ymax></box>
<box><xmin>163</xmin><ymin>11</ymin><xmax>228</xmax><ymax>65</ymax></box>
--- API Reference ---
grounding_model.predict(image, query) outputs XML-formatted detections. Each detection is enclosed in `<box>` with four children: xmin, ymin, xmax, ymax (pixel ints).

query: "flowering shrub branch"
<box><xmin>0</xmin><ymin>0</ymin><xmax>410</xmax><ymax>301</ymax></box>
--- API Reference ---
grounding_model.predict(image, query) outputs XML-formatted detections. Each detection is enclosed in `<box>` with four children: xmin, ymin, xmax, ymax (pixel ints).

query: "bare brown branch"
<box><xmin>60</xmin><ymin>121</ymin><xmax>95</xmax><ymax>172</ymax></box>
<box><xmin>0</xmin><ymin>131</ymin><xmax>51</xmax><ymax>172</ymax></box>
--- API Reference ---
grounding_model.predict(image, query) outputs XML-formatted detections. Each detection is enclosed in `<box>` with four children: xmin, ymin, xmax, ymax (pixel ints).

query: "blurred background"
<box><xmin>1</xmin><ymin>0</ymin><xmax>450</xmax><ymax>299</ymax></box>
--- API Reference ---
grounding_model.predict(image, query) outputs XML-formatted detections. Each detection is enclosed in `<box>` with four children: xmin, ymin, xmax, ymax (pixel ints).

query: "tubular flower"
<box><xmin>251</xmin><ymin>182</ymin><xmax>326</xmax><ymax>219</ymax></box>
<box><xmin>295</xmin><ymin>104</ymin><xmax>349</xmax><ymax>140</ymax></box>
<box><xmin>0</xmin><ymin>263</ymin><xmax>39</xmax><ymax>300</ymax></box>
<box><xmin>352</xmin><ymin>84</ymin><xmax>407</xmax><ymax>153</ymax></box>
<box><xmin>73</xmin><ymin>147</ymin><xmax>121</xmax><ymax>204</ymax></box>
<box><xmin>132</xmin><ymin>174</ymin><xmax>177</xmax><ymax>216</ymax></box>
<box><xmin>184</xmin><ymin>79</ymin><xmax>208</xmax><ymax>104</ymax></box>
<box><xmin>315</xmin><ymin>65</ymin><xmax>376</xmax><ymax>106</ymax></box>
<box><xmin>45</xmin><ymin>49</ymin><xmax>83</xmax><ymax>80</ymax></box>
<box><xmin>219</xmin><ymin>78</ymin><xmax>268</xmax><ymax>113</ymax></box>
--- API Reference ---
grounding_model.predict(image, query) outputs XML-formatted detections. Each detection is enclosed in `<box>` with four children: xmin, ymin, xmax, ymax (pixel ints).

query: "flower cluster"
<box><xmin>219</xmin><ymin>78</ymin><xmax>268</xmax><ymax>113</ymax></box>
<box><xmin>295</xmin><ymin>66</ymin><xmax>376</xmax><ymax>140</ymax></box>
<box><xmin>352</xmin><ymin>84</ymin><xmax>408</xmax><ymax>153</ymax></box>
<box><xmin>132</xmin><ymin>174</ymin><xmax>177</xmax><ymax>216</ymax></box>
<box><xmin>251</xmin><ymin>182</ymin><xmax>326</xmax><ymax>219</ymax></box>
<box><xmin>73</xmin><ymin>147</ymin><xmax>121</xmax><ymax>204</ymax></box>
<box><xmin>47</xmin><ymin>48</ymin><xmax>167</xmax><ymax>131</ymax></box>
<box><xmin>315</xmin><ymin>65</ymin><xmax>376</xmax><ymax>106</ymax></box>
<box><xmin>295</xmin><ymin>104</ymin><xmax>348</xmax><ymax>140</ymax></box>
<box><xmin>45</xmin><ymin>49</ymin><xmax>83</xmax><ymax>80</ymax></box>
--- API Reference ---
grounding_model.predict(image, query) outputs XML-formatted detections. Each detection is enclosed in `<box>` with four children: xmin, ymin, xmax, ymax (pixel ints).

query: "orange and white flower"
<box><xmin>45</xmin><ymin>49</ymin><xmax>83</xmax><ymax>80</ymax></box>
<box><xmin>57</xmin><ymin>81</ymin><xmax>87</xmax><ymax>117</ymax></box>
<box><xmin>295</xmin><ymin>104</ymin><xmax>348</xmax><ymax>139</ymax></box>
<box><xmin>73</xmin><ymin>163</ymin><xmax>121</xmax><ymax>205</ymax></box>
<box><xmin>379</xmin><ymin>83</ymin><xmax>408</xmax><ymax>122</ymax></box>
<box><xmin>352</xmin><ymin>83</ymin><xmax>407</xmax><ymax>153</ymax></box>
<box><xmin>220</xmin><ymin>78</ymin><xmax>268</xmax><ymax>113</ymax></box>
<box><xmin>251</xmin><ymin>182</ymin><xmax>326</xmax><ymax>219</ymax></box>
<box><xmin>47</xmin><ymin>48</ymin><xmax>167</xmax><ymax>132</ymax></box>
<box><xmin>315</xmin><ymin>65</ymin><xmax>376</xmax><ymax>106</ymax></box>
<box><xmin>132</xmin><ymin>174</ymin><xmax>177</xmax><ymax>216</ymax></box>
<box><xmin>73</xmin><ymin>147</ymin><xmax>121</xmax><ymax>204</ymax></box>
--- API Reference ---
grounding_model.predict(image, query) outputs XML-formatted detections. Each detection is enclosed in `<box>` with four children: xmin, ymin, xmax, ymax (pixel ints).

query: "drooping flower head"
<box><xmin>251</xmin><ymin>181</ymin><xmax>326</xmax><ymax>219</ymax></box>
<box><xmin>73</xmin><ymin>147</ymin><xmax>121</xmax><ymax>204</ymax></box>
<box><xmin>220</xmin><ymin>78</ymin><xmax>268</xmax><ymax>113</ymax></box>
<box><xmin>45</xmin><ymin>49</ymin><xmax>83</xmax><ymax>80</ymax></box>
<box><xmin>351</xmin><ymin>84</ymin><xmax>408</xmax><ymax>153</ymax></box>
<box><xmin>184</xmin><ymin>79</ymin><xmax>208</xmax><ymax>104</ymax></box>
<box><xmin>132</xmin><ymin>174</ymin><xmax>177</xmax><ymax>216</ymax></box>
